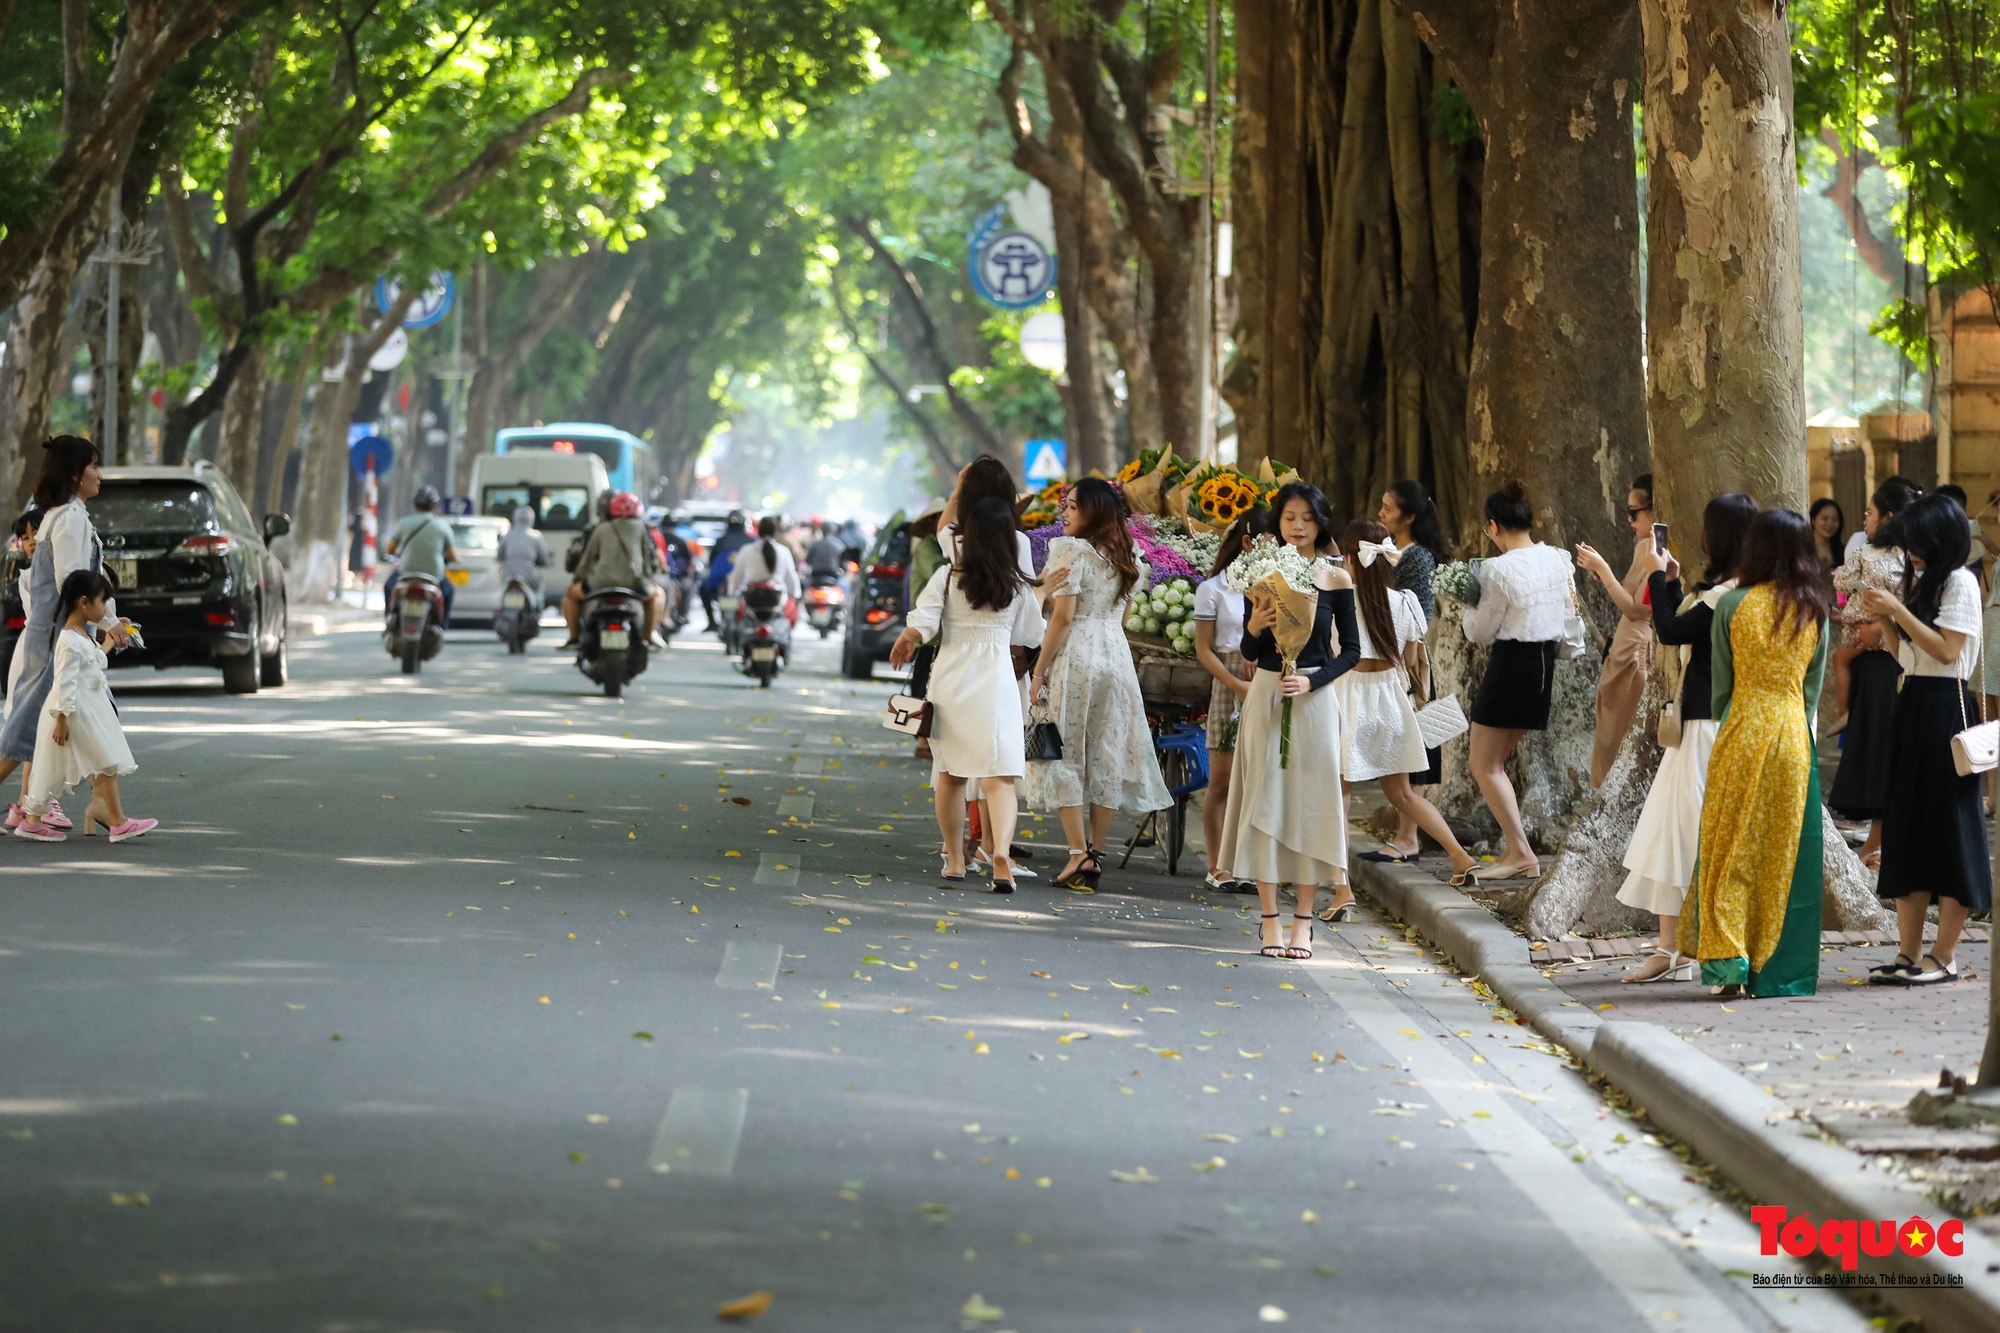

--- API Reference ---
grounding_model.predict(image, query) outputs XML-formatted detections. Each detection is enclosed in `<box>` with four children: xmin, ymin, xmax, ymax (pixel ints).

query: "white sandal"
<box><xmin>1622</xmin><ymin>948</ymin><xmax>1694</xmax><ymax>984</ymax></box>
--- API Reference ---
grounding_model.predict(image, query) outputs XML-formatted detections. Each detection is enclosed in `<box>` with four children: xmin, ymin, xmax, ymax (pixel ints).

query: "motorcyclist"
<box><xmin>497</xmin><ymin>504</ymin><xmax>550</xmax><ymax>601</ymax></box>
<box><xmin>725</xmin><ymin>515</ymin><xmax>804</xmax><ymax>604</ymax></box>
<box><xmin>803</xmin><ymin>523</ymin><xmax>845</xmax><ymax>586</ymax></box>
<box><xmin>384</xmin><ymin>486</ymin><xmax>458</xmax><ymax>626</ymax></box>
<box><xmin>563</xmin><ymin>491</ymin><xmax>667</xmax><ymax>646</ymax></box>
<box><xmin>699</xmin><ymin>509</ymin><xmax>754</xmax><ymax>630</ymax></box>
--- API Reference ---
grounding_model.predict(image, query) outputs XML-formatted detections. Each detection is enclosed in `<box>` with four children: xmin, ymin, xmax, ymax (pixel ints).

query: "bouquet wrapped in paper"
<box><xmin>1117</xmin><ymin>445</ymin><xmax>1186</xmax><ymax>518</ymax></box>
<box><xmin>1224</xmin><ymin>535</ymin><xmax>1321</xmax><ymax>766</ymax></box>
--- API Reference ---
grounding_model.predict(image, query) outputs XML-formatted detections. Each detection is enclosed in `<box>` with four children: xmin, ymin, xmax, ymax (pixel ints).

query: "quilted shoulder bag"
<box><xmin>1952</xmin><ymin>635</ymin><xmax>1998</xmax><ymax>776</ymax></box>
<box><xmin>1414</xmin><ymin>693</ymin><xmax>1469</xmax><ymax>749</ymax></box>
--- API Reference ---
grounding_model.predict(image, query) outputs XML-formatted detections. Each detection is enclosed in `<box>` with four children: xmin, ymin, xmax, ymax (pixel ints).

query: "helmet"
<box><xmin>608</xmin><ymin>491</ymin><xmax>641</xmax><ymax>519</ymax></box>
<box><xmin>412</xmin><ymin>485</ymin><xmax>440</xmax><ymax>510</ymax></box>
<box><xmin>726</xmin><ymin>509</ymin><xmax>747</xmax><ymax>528</ymax></box>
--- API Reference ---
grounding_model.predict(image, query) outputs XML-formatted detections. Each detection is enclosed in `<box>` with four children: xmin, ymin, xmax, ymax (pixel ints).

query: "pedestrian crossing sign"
<box><xmin>1025</xmin><ymin>439</ymin><xmax>1066</xmax><ymax>483</ymax></box>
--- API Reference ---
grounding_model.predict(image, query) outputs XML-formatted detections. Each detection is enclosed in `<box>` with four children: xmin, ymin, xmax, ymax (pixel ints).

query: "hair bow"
<box><xmin>1355</xmin><ymin>540</ymin><xmax>1404</xmax><ymax>569</ymax></box>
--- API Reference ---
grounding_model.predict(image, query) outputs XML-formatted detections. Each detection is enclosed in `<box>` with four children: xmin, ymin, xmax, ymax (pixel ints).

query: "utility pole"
<box><xmin>445</xmin><ymin>278</ymin><xmax>467</xmax><ymax>499</ymax></box>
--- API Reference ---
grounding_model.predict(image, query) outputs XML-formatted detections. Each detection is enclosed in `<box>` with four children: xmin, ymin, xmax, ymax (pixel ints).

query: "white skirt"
<box><xmin>927</xmin><ymin>638</ymin><xmax>1025</xmax><ymax>783</ymax></box>
<box><xmin>24</xmin><ymin>686</ymin><xmax>135</xmax><ymax>816</ymax></box>
<box><xmin>1615</xmin><ymin>718</ymin><xmax>1718</xmax><ymax>916</ymax></box>
<box><xmin>1217</xmin><ymin>669</ymin><xmax>1347</xmax><ymax>886</ymax></box>
<box><xmin>1337</xmin><ymin>669</ymin><xmax>1426</xmax><ymax>782</ymax></box>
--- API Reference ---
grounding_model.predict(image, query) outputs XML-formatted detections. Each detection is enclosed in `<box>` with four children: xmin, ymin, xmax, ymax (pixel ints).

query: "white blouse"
<box><xmin>1192</xmin><ymin>575</ymin><xmax>1245</xmax><ymax>656</ymax></box>
<box><xmin>1462</xmin><ymin>543</ymin><xmax>1573</xmax><ymax>645</ymax></box>
<box><xmin>1356</xmin><ymin>586</ymin><xmax>1428</xmax><ymax>661</ymax></box>
<box><xmin>46</xmin><ymin>628</ymin><xmax>109</xmax><ymax>716</ymax></box>
<box><xmin>1900</xmin><ymin>567</ymin><xmax>1983</xmax><ymax>681</ymax></box>
<box><xmin>725</xmin><ymin>540</ymin><xmax>802</xmax><ymax>600</ymax></box>
<box><xmin>906</xmin><ymin>567</ymin><xmax>1045</xmax><ymax>649</ymax></box>
<box><xmin>941</xmin><ymin>525</ymin><xmax>1036</xmax><ymax>579</ymax></box>
<box><xmin>43</xmin><ymin>500</ymin><xmax>118</xmax><ymax>631</ymax></box>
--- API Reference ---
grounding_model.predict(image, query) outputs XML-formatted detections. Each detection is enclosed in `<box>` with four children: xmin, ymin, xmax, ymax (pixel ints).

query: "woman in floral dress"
<box><xmin>1680</xmin><ymin>509</ymin><xmax>1830</xmax><ymax>999</ymax></box>
<box><xmin>1025</xmin><ymin>479</ymin><xmax>1170</xmax><ymax>889</ymax></box>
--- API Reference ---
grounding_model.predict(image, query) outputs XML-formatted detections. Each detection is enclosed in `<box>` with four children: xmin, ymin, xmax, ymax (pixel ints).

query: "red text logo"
<box><xmin>1752</xmin><ymin>1206</ymin><xmax>1964</xmax><ymax>1272</ymax></box>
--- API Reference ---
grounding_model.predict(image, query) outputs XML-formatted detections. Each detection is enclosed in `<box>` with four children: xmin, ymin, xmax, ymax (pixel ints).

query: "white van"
<box><xmin>469</xmin><ymin>449</ymin><xmax>611</xmax><ymax>538</ymax></box>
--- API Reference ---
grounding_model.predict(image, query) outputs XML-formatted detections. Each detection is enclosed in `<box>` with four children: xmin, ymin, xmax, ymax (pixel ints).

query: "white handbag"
<box><xmin>1953</xmin><ymin>640</ymin><xmax>1998</xmax><ymax>776</ymax></box>
<box><xmin>1556</xmin><ymin>572</ymin><xmax>1589</xmax><ymax>661</ymax></box>
<box><xmin>1414</xmin><ymin>693</ymin><xmax>1470</xmax><ymax>749</ymax></box>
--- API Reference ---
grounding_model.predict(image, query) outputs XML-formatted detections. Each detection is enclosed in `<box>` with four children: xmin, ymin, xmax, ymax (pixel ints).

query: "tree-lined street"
<box><xmin>0</xmin><ymin>624</ymin><xmax>1864</xmax><ymax>1331</ymax></box>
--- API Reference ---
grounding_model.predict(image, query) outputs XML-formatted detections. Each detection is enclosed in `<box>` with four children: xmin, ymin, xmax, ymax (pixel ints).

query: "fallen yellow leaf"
<box><xmin>717</xmin><ymin>1289</ymin><xmax>773</xmax><ymax>1320</ymax></box>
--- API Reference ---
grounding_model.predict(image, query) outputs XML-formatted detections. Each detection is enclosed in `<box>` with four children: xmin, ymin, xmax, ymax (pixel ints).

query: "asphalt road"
<box><xmin>0</xmin><ymin>614</ymin><xmax>1874</xmax><ymax>1332</ymax></box>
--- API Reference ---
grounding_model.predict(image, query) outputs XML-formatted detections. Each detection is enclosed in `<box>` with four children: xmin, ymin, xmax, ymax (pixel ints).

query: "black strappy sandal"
<box><xmin>1284</xmin><ymin>915</ymin><xmax>1314</xmax><ymax>959</ymax></box>
<box><xmin>1051</xmin><ymin>848</ymin><xmax>1090</xmax><ymax>888</ymax></box>
<box><xmin>1258</xmin><ymin>913</ymin><xmax>1287</xmax><ymax>958</ymax></box>
<box><xmin>1074</xmin><ymin>847</ymin><xmax>1103</xmax><ymax>891</ymax></box>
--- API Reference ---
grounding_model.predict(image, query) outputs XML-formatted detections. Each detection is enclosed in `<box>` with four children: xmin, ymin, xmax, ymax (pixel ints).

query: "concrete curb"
<box><xmin>1349</xmin><ymin>857</ymin><xmax>2000</xmax><ymax>1328</ymax></box>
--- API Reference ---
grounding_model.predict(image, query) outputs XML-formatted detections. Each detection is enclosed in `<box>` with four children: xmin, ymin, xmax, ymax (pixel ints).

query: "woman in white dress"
<box><xmin>890</xmin><ymin>496</ymin><xmax>1044</xmax><ymax>893</ymax></box>
<box><xmin>937</xmin><ymin>456</ymin><xmax>1040</xmax><ymax>878</ymax></box>
<box><xmin>19</xmin><ymin>570</ymin><xmax>152</xmax><ymax>842</ymax></box>
<box><xmin>1335</xmin><ymin>520</ymin><xmax>1479</xmax><ymax>889</ymax></box>
<box><xmin>1216</xmin><ymin>482</ymin><xmax>1361</xmax><ymax>960</ymax></box>
<box><xmin>1616</xmin><ymin>493</ymin><xmax>1756</xmax><ymax>982</ymax></box>
<box><xmin>1025</xmin><ymin>478</ymin><xmax>1170</xmax><ymax>890</ymax></box>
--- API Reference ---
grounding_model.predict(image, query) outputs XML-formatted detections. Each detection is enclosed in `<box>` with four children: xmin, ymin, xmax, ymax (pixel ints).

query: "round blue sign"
<box><xmin>374</xmin><ymin>272</ymin><xmax>455</xmax><ymax>329</ymax></box>
<box><xmin>965</xmin><ymin>207</ymin><xmax>1055</xmax><ymax>311</ymax></box>
<box><xmin>349</xmin><ymin>434</ymin><xmax>395</xmax><ymax>477</ymax></box>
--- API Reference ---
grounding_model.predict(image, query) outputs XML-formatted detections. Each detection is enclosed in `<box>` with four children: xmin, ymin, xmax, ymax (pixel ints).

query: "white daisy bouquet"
<box><xmin>1433</xmin><ymin>560</ymin><xmax>1482</xmax><ymax>606</ymax></box>
<box><xmin>1224</xmin><ymin>536</ymin><xmax>1321</xmax><ymax>767</ymax></box>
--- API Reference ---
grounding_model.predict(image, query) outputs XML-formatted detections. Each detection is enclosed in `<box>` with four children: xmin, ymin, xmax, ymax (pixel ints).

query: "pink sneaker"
<box><xmin>12</xmin><ymin>818</ymin><xmax>64</xmax><ymax>842</ymax></box>
<box><xmin>105</xmin><ymin>817</ymin><xmax>157</xmax><ymax>844</ymax></box>
<box><xmin>42</xmin><ymin>800</ymin><xmax>70</xmax><ymax>831</ymax></box>
<box><xmin>4</xmin><ymin>804</ymin><xmax>23</xmax><ymax>830</ymax></box>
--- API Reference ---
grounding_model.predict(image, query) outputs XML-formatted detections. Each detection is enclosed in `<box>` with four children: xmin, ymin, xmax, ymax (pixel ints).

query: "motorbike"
<box><xmin>577</xmin><ymin>586</ymin><xmax>650</xmax><ymax>698</ymax></box>
<box><xmin>802</xmin><ymin>571</ymin><xmax>845</xmax><ymax>638</ymax></box>
<box><xmin>734</xmin><ymin>581</ymin><xmax>792</xmax><ymax>688</ymax></box>
<box><xmin>494</xmin><ymin>578</ymin><xmax>541</xmax><ymax>654</ymax></box>
<box><xmin>384</xmin><ymin>572</ymin><xmax>447</xmax><ymax>674</ymax></box>
<box><xmin>714</xmin><ymin>593</ymin><xmax>741</xmax><ymax>651</ymax></box>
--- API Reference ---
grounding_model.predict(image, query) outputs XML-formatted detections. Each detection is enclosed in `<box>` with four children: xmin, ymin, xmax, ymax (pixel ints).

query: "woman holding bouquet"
<box><xmin>1462</xmin><ymin>481</ymin><xmax>1575</xmax><ymax>882</ymax></box>
<box><xmin>1217</xmin><ymin>481</ymin><xmax>1362</xmax><ymax>959</ymax></box>
<box><xmin>1026</xmin><ymin>479</ymin><xmax>1171</xmax><ymax>889</ymax></box>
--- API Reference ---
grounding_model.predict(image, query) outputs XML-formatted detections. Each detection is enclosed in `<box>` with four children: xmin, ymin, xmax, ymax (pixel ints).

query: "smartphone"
<box><xmin>1652</xmin><ymin>522</ymin><xmax>1669</xmax><ymax>556</ymax></box>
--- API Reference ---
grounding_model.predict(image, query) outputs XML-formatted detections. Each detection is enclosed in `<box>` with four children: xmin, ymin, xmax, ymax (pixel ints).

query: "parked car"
<box><xmin>437</xmin><ymin>515</ymin><xmax>511</xmax><ymax>626</ymax></box>
<box><xmin>0</xmin><ymin>462</ymin><xmax>292</xmax><ymax>695</ymax></box>
<box><xmin>841</xmin><ymin>512</ymin><xmax>910</xmax><ymax>681</ymax></box>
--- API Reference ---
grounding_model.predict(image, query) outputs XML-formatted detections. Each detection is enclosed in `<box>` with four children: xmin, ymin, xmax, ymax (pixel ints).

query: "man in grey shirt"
<box><xmin>385</xmin><ymin>486</ymin><xmax>460</xmax><ymax>624</ymax></box>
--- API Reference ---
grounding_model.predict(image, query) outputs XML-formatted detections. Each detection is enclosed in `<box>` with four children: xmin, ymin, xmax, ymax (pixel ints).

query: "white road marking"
<box><xmin>150</xmin><ymin>737</ymin><xmax>203</xmax><ymax>751</ymax></box>
<box><xmin>776</xmin><ymin>794</ymin><xmax>815</xmax><ymax>821</ymax></box>
<box><xmin>1304</xmin><ymin>939</ymin><xmax>1750</xmax><ymax>1333</ymax></box>
<box><xmin>716</xmin><ymin>941</ymin><xmax>782</xmax><ymax>990</ymax></box>
<box><xmin>793</xmin><ymin>756</ymin><xmax>825</xmax><ymax>776</ymax></box>
<box><xmin>753</xmin><ymin>852</ymin><xmax>800</xmax><ymax>887</ymax></box>
<box><xmin>646</xmin><ymin>1087</ymin><xmax>748</xmax><ymax>1177</ymax></box>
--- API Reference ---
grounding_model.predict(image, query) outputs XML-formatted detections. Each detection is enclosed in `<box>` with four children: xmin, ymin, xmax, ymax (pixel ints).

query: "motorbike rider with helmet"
<box><xmin>497</xmin><ymin>504</ymin><xmax>551</xmax><ymax>600</ymax></box>
<box><xmin>384</xmin><ymin>486</ymin><xmax>459</xmax><ymax>625</ymax></box>
<box><xmin>700</xmin><ymin>509</ymin><xmax>755</xmax><ymax>630</ymax></box>
<box><xmin>562</xmin><ymin>491</ymin><xmax>666</xmax><ymax>646</ymax></box>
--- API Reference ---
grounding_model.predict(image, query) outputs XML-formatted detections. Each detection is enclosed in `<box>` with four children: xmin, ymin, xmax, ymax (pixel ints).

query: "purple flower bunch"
<box><xmin>1128</xmin><ymin>516</ymin><xmax>1202</xmax><ymax>588</ymax></box>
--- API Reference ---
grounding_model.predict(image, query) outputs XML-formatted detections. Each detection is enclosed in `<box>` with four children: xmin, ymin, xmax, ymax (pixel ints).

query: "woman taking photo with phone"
<box><xmin>1858</xmin><ymin>492</ymin><xmax>1991</xmax><ymax>985</ymax></box>
<box><xmin>889</xmin><ymin>496</ymin><xmax>1045</xmax><ymax>893</ymax></box>
<box><xmin>1215</xmin><ymin>481</ymin><xmax>1361</xmax><ymax>959</ymax></box>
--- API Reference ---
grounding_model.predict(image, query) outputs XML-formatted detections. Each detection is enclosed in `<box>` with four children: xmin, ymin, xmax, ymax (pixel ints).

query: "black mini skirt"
<box><xmin>1470</xmin><ymin>639</ymin><xmax>1558</xmax><ymax>731</ymax></box>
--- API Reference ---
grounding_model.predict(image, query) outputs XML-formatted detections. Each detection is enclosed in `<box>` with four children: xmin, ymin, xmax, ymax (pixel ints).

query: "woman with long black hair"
<box><xmin>1216</xmin><ymin>481</ymin><xmax>1362</xmax><ymax>959</ymax></box>
<box><xmin>0</xmin><ymin>437</ymin><xmax>130</xmax><ymax>840</ymax></box>
<box><xmin>1025</xmin><ymin>478</ymin><xmax>1169</xmax><ymax>890</ymax></box>
<box><xmin>1616</xmin><ymin>493</ymin><xmax>1757</xmax><ymax>983</ymax></box>
<box><xmin>1369</xmin><ymin>480</ymin><xmax>1449</xmax><ymax>862</ymax></box>
<box><xmin>1859</xmin><ymin>492</ymin><xmax>1992</xmax><ymax>985</ymax></box>
<box><xmin>1829</xmin><ymin>478</ymin><xmax>1919</xmax><ymax>867</ymax></box>
<box><xmin>889</xmin><ymin>496</ymin><xmax>1045</xmax><ymax>893</ymax></box>
<box><xmin>1680</xmin><ymin>509</ymin><xmax>1830</xmax><ymax>998</ymax></box>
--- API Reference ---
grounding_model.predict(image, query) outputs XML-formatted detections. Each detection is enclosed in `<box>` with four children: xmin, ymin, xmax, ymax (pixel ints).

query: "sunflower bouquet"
<box><xmin>1017</xmin><ymin>480</ymin><xmax>1064</xmax><ymax>529</ymax></box>
<box><xmin>1171</xmin><ymin>458</ymin><xmax>1297</xmax><ymax>533</ymax></box>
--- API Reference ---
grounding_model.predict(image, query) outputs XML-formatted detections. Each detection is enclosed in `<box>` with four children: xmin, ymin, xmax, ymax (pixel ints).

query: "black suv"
<box><xmin>28</xmin><ymin>462</ymin><xmax>291</xmax><ymax>694</ymax></box>
<box><xmin>840</xmin><ymin>511</ymin><xmax>911</xmax><ymax>680</ymax></box>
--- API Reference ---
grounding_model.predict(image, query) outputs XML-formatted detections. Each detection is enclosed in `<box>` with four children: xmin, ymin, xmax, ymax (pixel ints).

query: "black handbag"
<box><xmin>1024</xmin><ymin>705</ymin><xmax>1063</xmax><ymax>761</ymax></box>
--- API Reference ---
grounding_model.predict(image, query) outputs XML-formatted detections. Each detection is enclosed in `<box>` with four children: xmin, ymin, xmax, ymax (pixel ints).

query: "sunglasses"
<box><xmin>1625</xmin><ymin>506</ymin><xmax>1650</xmax><ymax>520</ymax></box>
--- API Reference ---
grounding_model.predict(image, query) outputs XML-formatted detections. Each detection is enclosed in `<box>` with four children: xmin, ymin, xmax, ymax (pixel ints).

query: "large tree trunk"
<box><xmin>214</xmin><ymin>341</ymin><xmax>269</xmax><ymax>496</ymax></box>
<box><xmin>1050</xmin><ymin>197</ymin><xmax>1115</xmax><ymax>477</ymax></box>
<box><xmin>1640</xmin><ymin>0</ymin><xmax>1805</xmax><ymax>524</ymax></box>
<box><xmin>0</xmin><ymin>217</ymin><xmax>100</xmax><ymax>509</ymax></box>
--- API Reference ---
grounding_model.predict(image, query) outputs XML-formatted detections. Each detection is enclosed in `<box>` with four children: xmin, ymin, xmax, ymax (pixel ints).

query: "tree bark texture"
<box><xmin>1639</xmin><ymin>0</ymin><xmax>1807</xmax><ymax>525</ymax></box>
<box><xmin>0</xmin><ymin>213</ymin><xmax>103</xmax><ymax>510</ymax></box>
<box><xmin>1230</xmin><ymin>0</ymin><xmax>1480</xmax><ymax>529</ymax></box>
<box><xmin>214</xmin><ymin>341</ymin><xmax>268</xmax><ymax>495</ymax></box>
<box><xmin>1397</xmin><ymin>0</ymin><xmax>1648</xmax><ymax>557</ymax></box>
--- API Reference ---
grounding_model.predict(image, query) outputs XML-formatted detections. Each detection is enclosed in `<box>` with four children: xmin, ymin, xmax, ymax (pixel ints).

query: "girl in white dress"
<box><xmin>1216</xmin><ymin>482</ymin><xmax>1360</xmax><ymax>960</ymax></box>
<box><xmin>19</xmin><ymin>570</ymin><xmax>154</xmax><ymax>843</ymax></box>
<box><xmin>1025</xmin><ymin>479</ymin><xmax>1170</xmax><ymax>890</ymax></box>
<box><xmin>1335</xmin><ymin>520</ymin><xmax>1479</xmax><ymax>888</ymax></box>
<box><xmin>890</xmin><ymin>497</ymin><xmax>1044</xmax><ymax>892</ymax></box>
<box><xmin>3</xmin><ymin>507</ymin><xmax>43</xmax><ymax>714</ymax></box>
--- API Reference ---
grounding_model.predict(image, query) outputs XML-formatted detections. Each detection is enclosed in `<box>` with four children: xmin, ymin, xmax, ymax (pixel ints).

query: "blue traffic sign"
<box><xmin>1024</xmin><ymin>438</ymin><xmax>1067</xmax><ymax>483</ymax></box>
<box><xmin>375</xmin><ymin>272</ymin><xmax>455</xmax><ymax>329</ymax></box>
<box><xmin>349</xmin><ymin>434</ymin><xmax>395</xmax><ymax>477</ymax></box>
<box><xmin>965</xmin><ymin>206</ymin><xmax>1055</xmax><ymax>311</ymax></box>
<box><xmin>442</xmin><ymin>496</ymin><xmax>474</xmax><ymax>516</ymax></box>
